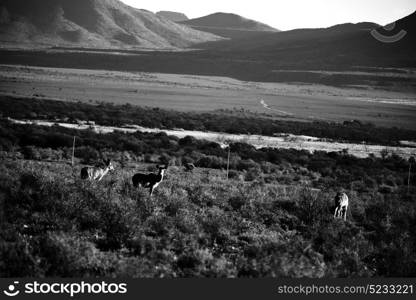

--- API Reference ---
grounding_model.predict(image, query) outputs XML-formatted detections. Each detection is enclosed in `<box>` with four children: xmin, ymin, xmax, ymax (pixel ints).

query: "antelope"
<box><xmin>132</xmin><ymin>165</ymin><xmax>167</xmax><ymax>196</ymax></box>
<box><xmin>80</xmin><ymin>159</ymin><xmax>115</xmax><ymax>181</ymax></box>
<box><xmin>334</xmin><ymin>192</ymin><xmax>349</xmax><ymax>221</ymax></box>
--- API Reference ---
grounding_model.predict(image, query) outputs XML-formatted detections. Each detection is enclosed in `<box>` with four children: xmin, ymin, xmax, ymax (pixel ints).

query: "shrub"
<box><xmin>227</xmin><ymin>170</ymin><xmax>240</xmax><ymax>180</ymax></box>
<box><xmin>245</xmin><ymin>167</ymin><xmax>262</xmax><ymax>182</ymax></box>
<box><xmin>75</xmin><ymin>146</ymin><xmax>100</xmax><ymax>164</ymax></box>
<box><xmin>22</xmin><ymin>146</ymin><xmax>41</xmax><ymax>160</ymax></box>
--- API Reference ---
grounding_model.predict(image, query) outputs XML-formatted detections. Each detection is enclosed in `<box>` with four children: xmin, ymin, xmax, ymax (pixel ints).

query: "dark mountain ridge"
<box><xmin>199</xmin><ymin>11</ymin><xmax>416</xmax><ymax>69</ymax></box>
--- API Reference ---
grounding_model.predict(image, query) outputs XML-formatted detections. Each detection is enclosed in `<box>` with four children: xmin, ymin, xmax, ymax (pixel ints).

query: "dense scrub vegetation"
<box><xmin>2</xmin><ymin>96</ymin><xmax>416</xmax><ymax>145</ymax></box>
<box><xmin>0</xmin><ymin>119</ymin><xmax>413</xmax><ymax>192</ymax></box>
<box><xmin>1</xmin><ymin>117</ymin><xmax>415</xmax><ymax>277</ymax></box>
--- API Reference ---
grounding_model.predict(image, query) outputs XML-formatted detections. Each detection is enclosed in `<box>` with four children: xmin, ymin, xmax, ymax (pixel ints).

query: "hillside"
<box><xmin>0</xmin><ymin>0</ymin><xmax>221</xmax><ymax>49</ymax></box>
<box><xmin>201</xmin><ymin>11</ymin><xmax>416</xmax><ymax>69</ymax></box>
<box><xmin>180</xmin><ymin>12</ymin><xmax>279</xmax><ymax>39</ymax></box>
<box><xmin>201</xmin><ymin>21</ymin><xmax>380</xmax><ymax>51</ymax></box>
<box><xmin>156</xmin><ymin>11</ymin><xmax>188</xmax><ymax>22</ymax></box>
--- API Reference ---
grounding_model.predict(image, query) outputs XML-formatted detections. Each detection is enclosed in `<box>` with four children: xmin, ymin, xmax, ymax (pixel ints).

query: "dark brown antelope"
<box><xmin>80</xmin><ymin>159</ymin><xmax>114</xmax><ymax>181</ymax></box>
<box><xmin>334</xmin><ymin>192</ymin><xmax>349</xmax><ymax>221</ymax></box>
<box><xmin>132</xmin><ymin>165</ymin><xmax>167</xmax><ymax>196</ymax></box>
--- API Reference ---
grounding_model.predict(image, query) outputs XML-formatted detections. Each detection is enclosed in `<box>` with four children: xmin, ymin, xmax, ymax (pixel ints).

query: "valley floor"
<box><xmin>1</xmin><ymin>64</ymin><xmax>416</xmax><ymax>129</ymax></box>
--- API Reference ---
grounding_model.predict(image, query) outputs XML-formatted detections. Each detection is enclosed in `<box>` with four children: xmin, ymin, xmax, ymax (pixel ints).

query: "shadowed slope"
<box><xmin>200</xmin><ymin>11</ymin><xmax>416</xmax><ymax>68</ymax></box>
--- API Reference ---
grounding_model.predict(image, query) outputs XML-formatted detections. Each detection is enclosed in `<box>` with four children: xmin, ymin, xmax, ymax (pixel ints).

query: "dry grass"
<box><xmin>1</xmin><ymin>64</ymin><xmax>415</xmax><ymax>129</ymax></box>
<box><xmin>1</xmin><ymin>157</ymin><xmax>415</xmax><ymax>277</ymax></box>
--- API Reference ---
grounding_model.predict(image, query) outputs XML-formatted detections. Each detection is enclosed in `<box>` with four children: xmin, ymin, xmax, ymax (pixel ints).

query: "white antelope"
<box><xmin>132</xmin><ymin>165</ymin><xmax>167</xmax><ymax>196</ymax></box>
<box><xmin>80</xmin><ymin>159</ymin><xmax>115</xmax><ymax>181</ymax></box>
<box><xmin>334</xmin><ymin>192</ymin><xmax>349</xmax><ymax>221</ymax></box>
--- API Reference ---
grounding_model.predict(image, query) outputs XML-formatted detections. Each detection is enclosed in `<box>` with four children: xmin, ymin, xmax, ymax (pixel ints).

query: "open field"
<box><xmin>1</xmin><ymin>64</ymin><xmax>416</xmax><ymax>129</ymax></box>
<box><xmin>1</xmin><ymin>146</ymin><xmax>415</xmax><ymax>277</ymax></box>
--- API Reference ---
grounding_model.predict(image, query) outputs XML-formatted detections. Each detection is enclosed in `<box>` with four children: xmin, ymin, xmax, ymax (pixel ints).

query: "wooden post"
<box><xmin>408</xmin><ymin>162</ymin><xmax>412</xmax><ymax>194</ymax></box>
<box><xmin>226</xmin><ymin>145</ymin><xmax>230</xmax><ymax>180</ymax></box>
<box><xmin>72</xmin><ymin>136</ymin><xmax>76</xmax><ymax>166</ymax></box>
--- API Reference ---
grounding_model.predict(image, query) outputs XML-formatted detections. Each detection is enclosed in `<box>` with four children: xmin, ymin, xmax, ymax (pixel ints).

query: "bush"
<box><xmin>244</xmin><ymin>167</ymin><xmax>262</xmax><ymax>182</ymax></box>
<box><xmin>227</xmin><ymin>170</ymin><xmax>240</xmax><ymax>180</ymax></box>
<box><xmin>22</xmin><ymin>146</ymin><xmax>41</xmax><ymax>160</ymax></box>
<box><xmin>75</xmin><ymin>146</ymin><xmax>100</xmax><ymax>164</ymax></box>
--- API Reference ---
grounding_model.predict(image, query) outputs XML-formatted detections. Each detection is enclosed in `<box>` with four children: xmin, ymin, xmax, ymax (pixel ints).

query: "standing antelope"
<box><xmin>81</xmin><ymin>159</ymin><xmax>115</xmax><ymax>181</ymax></box>
<box><xmin>334</xmin><ymin>192</ymin><xmax>349</xmax><ymax>221</ymax></box>
<box><xmin>132</xmin><ymin>165</ymin><xmax>167</xmax><ymax>196</ymax></box>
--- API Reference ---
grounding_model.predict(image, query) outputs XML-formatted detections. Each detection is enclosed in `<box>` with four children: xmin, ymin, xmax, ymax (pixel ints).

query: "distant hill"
<box><xmin>156</xmin><ymin>11</ymin><xmax>188</xmax><ymax>22</ymax></box>
<box><xmin>200</xmin><ymin>11</ymin><xmax>416</xmax><ymax>69</ymax></box>
<box><xmin>201</xmin><ymin>21</ymin><xmax>381</xmax><ymax>51</ymax></box>
<box><xmin>0</xmin><ymin>0</ymin><xmax>221</xmax><ymax>49</ymax></box>
<box><xmin>180</xmin><ymin>12</ymin><xmax>279</xmax><ymax>39</ymax></box>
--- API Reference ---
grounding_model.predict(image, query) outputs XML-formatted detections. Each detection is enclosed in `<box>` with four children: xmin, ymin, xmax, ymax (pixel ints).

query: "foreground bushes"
<box><xmin>1</xmin><ymin>159</ymin><xmax>415</xmax><ymax>277</ymax></box>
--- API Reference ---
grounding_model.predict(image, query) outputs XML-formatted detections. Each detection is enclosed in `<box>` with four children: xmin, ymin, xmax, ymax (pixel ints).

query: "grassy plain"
<box><xmin>1</xmin><ymin>64</ymin><xmax>416</xmax><ymax>129</ymax></box>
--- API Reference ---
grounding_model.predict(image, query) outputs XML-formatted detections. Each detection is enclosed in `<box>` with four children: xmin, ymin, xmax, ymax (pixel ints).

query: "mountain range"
<box><xmin>0</xmin><ymin>0</ymin><xmax>414</xmax><ymax>71</ymax></box>
<box><xmin>199</xmin><ymin>10</ymin><xmax>416</xmax><ymax>69</ymax></box>
<box><xmin>0</xmin><ymin>0</ymin><xmax>221</xmax><ymax>49</ymax></box>
<box><xmin>179</xmin><ymin>12</ymin><xmax>279</xmax><ymax>39</ymax></box>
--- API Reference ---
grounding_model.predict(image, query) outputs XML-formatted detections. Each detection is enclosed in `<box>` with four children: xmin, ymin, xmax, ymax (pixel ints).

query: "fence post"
<box><xmin>408</xmin><ymin>162</ymin><xmax>412</xmax><ymax>194</ymax></box>
<box><xmin>72</xmin><ymin>136</ymin><xmax>76</xmax><ymax>166</ymax></box>
<box><xmin>226</xmin><ymin>145</ymin><xmax>230</xmax><ymax>180</ymax></box>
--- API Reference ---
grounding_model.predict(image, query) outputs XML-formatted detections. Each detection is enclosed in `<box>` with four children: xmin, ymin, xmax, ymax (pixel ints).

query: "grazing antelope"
<box><xmin>184</xmin><ymin>162</ymin><xmax>195</xmax><ymax>172</ymax></box>
<box><xmin>132</xmin><ymin>165</ymin><xmax>167</xmax><ymax>196</ymax></box>
<box><xmin>80</xmin><ymin>159</ymin><xmax>114</xmax><ymax>181</ymax></box>
<box><xmin>334</xmin><ymin>192</ymin><xmax>349</xmax><ymax>221</ymax></box>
